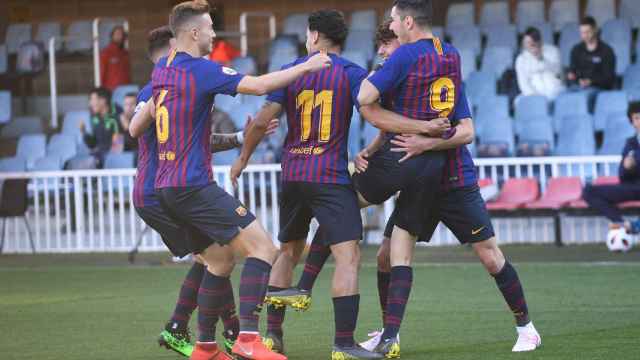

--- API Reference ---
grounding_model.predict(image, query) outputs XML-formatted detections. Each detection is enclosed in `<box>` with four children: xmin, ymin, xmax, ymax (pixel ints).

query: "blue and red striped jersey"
<box><xmin>267</xmin><ymin>53</ymin><xmax>367</xmax><ymax>184</ymax></box>
<box><xmin>151</xmin><ymin>51</ymin><xmax>245</xmax><ymax>188</ymax></box>
<box><xmin>442</xmin><ymin>87</ymin><xmax>478</xmax><ymax>189</ymax></box>
<box><xmin>132</xmin><ymin>82</ymin><xmax>158</xmax><ymax>208</ymax></box>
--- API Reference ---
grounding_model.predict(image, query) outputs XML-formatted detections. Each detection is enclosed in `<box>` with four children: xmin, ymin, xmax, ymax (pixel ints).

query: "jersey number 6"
<box><xmin>155</xmin><ymin>90</ymin><xmax>170</xmax><ymax>144</ymax></box>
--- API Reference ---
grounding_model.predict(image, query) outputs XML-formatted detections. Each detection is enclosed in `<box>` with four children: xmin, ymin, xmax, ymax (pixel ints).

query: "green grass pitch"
<box><xmin>1</xmin><ymin>244</ymin><xmax>639</xmax><ymax>360</ymax></box>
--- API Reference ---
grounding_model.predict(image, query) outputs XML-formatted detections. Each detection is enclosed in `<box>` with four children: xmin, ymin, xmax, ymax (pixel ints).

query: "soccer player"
<box><xmin>229</xmin><ymin>10</ymin><xmax>383</xmax><ymax>360</ymax></box>
<box><xmin>144</xmin><ymin>2</ymin><xmax>330</xmax><ymax>360</ymax></box>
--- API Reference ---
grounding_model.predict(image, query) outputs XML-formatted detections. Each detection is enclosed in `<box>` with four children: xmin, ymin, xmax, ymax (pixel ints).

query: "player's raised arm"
<box><xmin>236</xmin><ymin>52</ymin><xmax>332</xmax><ymax>96</ymax></box>
<box><xmin>210</xmin><ymin>118</ymin><xmax>280</xmax><ymax>153</ymax></box>
<box><xmin>129</xmin><ymin>98</ymin><xmax>156</xmax><ymax>138</ymax></box>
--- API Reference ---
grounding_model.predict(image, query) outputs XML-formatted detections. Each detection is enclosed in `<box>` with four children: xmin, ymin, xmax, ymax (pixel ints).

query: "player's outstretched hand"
<box><xmin>423</xmin><ymin>117</ymin><xmax>450</xmax><ymax>137</ymax></box>
<box><xmin>265</xmin><ymin>118</ymin><xmax>279</xmax><ymax>136</ymax></box>
<box><xmin>304</xmin><ymin>50</ymin><xmax>332</xmax><ymax>73</ymax></box>
<box><xmin>390</xmin><ymin>134</ymin><xmax>437</xmax><ymax>163</ymax></box>
<box><xmin>354</xmin><ymin>148</ymin><xmax>370</xmax><ymax>173</ymax></box>
<box><xmin>230</xmin><ymin>158</ymin><xmax>248</xmax><ymax>191</ymax></box>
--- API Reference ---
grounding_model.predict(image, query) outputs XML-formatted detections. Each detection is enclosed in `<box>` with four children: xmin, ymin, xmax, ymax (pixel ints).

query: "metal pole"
<box><xmin>240</xmin><ymin>13</ymin><xmax>248</xmax><ymax>57</ymax></box>
<box><xmin>48</xmin><ymin>37</ymin><xmax>58</xmax><ymax>129</ymax></box>
<box><xmin>93</xmin><ymin>18</ymin><xmax>101</xmax><ymax>87</ymax></box>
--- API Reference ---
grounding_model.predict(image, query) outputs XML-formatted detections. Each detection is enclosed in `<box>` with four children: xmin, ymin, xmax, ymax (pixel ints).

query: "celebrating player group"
<box><xmin>129</xmin><ymin>0</ymin><xmax>541</xmax><ymax>359</ymax></box>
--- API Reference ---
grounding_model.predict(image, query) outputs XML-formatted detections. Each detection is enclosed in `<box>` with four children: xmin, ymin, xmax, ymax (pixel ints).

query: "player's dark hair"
<box><xmin>376</xmin><ymin>18</ymin><xmax>397</xmax><ymax>45</ymax></box>
<box><xmin>124</xmin><ymin>92</ymin><xmax>137</xmax><ymax>99</ymax></box>
<box><xmin>169</xmin><ymin>0</ymin><xmax>211</xmax><ymax>36</ymax></box>
<box><xmin>524</xmin><ymin>27</ymin><xmax>541</xmax><ymax>43</ymax></box>
<box><xmin>307</xmin><ymin>10</ymin><xmax>348</xmax><ymax>49</ymax></box>
<box><xmin>89</xmin><ymin>87</ymin><xmax>111</xmax><ymax>104</ymax></box>
<box><xmin>147</xmin><ymin>25</ymin><xmax>174</xmax><ymax>57</ymax></box>
<box><xmin>628</xmin><ymin>101</ymin><xmax>640</xmax><ymax>122</ymax></box>
<box><xmin>393</xmin><ymin>0</ymin><xmax>433</xmax><ymax>28</ymax></box>
<box><xmin>580</xmin><ymin>16</ymin><xmax>597</xmax><ymax>28</ymax></box>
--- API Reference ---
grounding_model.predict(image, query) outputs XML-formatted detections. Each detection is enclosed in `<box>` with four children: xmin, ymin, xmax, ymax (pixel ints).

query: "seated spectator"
<box><xmin>582</xmin><ymin>102</ymin><xmax>640</xmax><ymax>228</ymax></box>
<box><xmin>100</xmin><ymin>26</ymin><xmax>131</xmax><ymax>91</ymax></box>
<box><xmin>515</xmin><ymin>27</ymin><xmax>565</xmax><ymax>100</ymax></box>
<box><xmin>567</xmin><ymin>17</ymin><xmax>616</xmax><ymax>92</ymax></box>
<box><xmin>117</xmin><ymin>92</ymin><xmax>138</xmax><ymax>152</ymax></box>
<box><xmin>81</xmin><ymin>87</ymin><xmax>120</xmax><ymax>167</ymax></box>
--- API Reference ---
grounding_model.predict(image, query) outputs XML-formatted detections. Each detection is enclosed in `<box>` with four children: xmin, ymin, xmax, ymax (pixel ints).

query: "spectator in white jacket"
<box><xmin>515</xmin><ymin>27</ymin><xmax>565</xmax><ymax>100</ymax></box>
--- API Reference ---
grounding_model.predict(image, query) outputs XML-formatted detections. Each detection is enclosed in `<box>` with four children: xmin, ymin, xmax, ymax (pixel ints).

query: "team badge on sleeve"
<box><xmin>222</xmin><ymin>67</ymin><xmax>238</xmax><ymax>75</ymax></box>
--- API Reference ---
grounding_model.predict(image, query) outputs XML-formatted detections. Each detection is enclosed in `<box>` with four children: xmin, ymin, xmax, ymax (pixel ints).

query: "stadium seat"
<box><xmin>486</xmin><ymin>178</ymin><xmax>539</xmax><ymax>210</ymax></box>
<box><xmin>480</xmin><ymin>1</ymin><xmax>510</xmax><ymax>28</ymax></box>
<box><xmin>269</xmin><ymin>36</ymin><xmax>298</xmax><ymax>58</ymax></box>
<box><xmin>465</xmin><ymin>71</ymin><xmax>497</xmax><ymax>107</ymax></box>
<box><xmin>345</xmin><ymin>30</ymin><xmax>375</xmax><ymax>61</ymax></box>
<box><xmin>112</xmin><ymin>84</ymin><xmax>139</xmax><ymax>109</ymax></box>
<box><xmin>65</xmin><ymin>20</ymin><xmax>92</xmax><ymax>52</ymax></box>
<box><xmin>602</xmin><ymin>19</ymin><xmax>632</xmax><ymax>46</ymax></box>
<box><xmin>553</xmin><ymin>92</ymin><xmax>589</xmax><ymax>133</ymax></box>
<box><xmin>231</xmin><ymin>56</ymin><xmax>257</xmax><ymax>76</ymax></box>
<box><xmin>598</xmin><ymin>112</ymin><xmax>635</xmax><ymax>155</ymax></box>
<box><xmin>228</xmin><ymin>102</ymin><xmax>258</xmax><ymax>129</ymax></box>
<box><xmin>0</xmin><ymin>116</ymin><xmax>43</xmax><ymax>139</ymax></box>
<box><xmin>283</xmin><ymin>13</ymin><xmax>309</xmax><ymax>43</ymax></box>
<box><xmin>531</xmin><ymin>23</ymin><xmax>554</xmax><ymax>45</ymax></box>
<box><xmin>348</xmin><ymin>110</ymin><xmax>362</xmax><ymax>157</ymax></box>
<box><xmin>593</xmin><ymin>91</ymin><xmax>629</xmax><ymax>132</ymax></box>
<box><xmin>477</xmin><ymin>114</ymin><xmax>515</xmax><ymax>156</ymax></box>
<box><xmin>550</xmin><ymin>0</ymin><xmax>579</xmax><ymax>31</ymax></box>
<box><xmin>0</xmin><ymin>91</ymin><xmax>11</xmax><ymax>124</ymax></box>
<box><xmin>555</xmin><ymin>114</ymin><xmax>595</xmax><ymax>156</ymax></box>
<box><xmin>526</xmin><ymin>177</ymin><xmax>583</xmax><ymax>209</ymax></box>
<box><xmin>608</xmin><ymin>39</ymin><xmax>631</xmax><ymax>77</ymax></box>
<box><xmin>570</xmin><ymin>176</ymin><xmax>617</xmax><ymax>208</ymax></box>
<box><xmin>516</xmin><ymin>1</ymin><xmax>546</xmax><ymax>33</ymax></box>
<box><xmin>16</xmin><ymin>134</ymin><xmax>46</xmax><ymax>170</ymax></box>
<box><xmin>62</xmin><ymin>110</ymin><xmax>91</xmax><ymax>137</ymax></box>
<box><xmin>0</xmin><ymin>44</ymin><xmax>7</xmax><ymax>74</ymax></box>
<box><xmin>620</xmin><ymin>0</ymin><xmax>640</xmax><ymax>29</ymax></box>
<box><xmin>47</xmin><ymin>134</ymin><xmax>78</xmax><ymax>165</ymax></box>
<box><xmin>477</xmin><ymin>95</ymin><xmax>509</xmax><ymax>118</ymax></box>
<box><xmin>98</xmin><ymin>18</ymin><xmax>126</xmax><ymax>49</ymax></box>
<box><xmin>31</xmin><ymin>155</ymin><xmax>63</xmax><ymax>172</ymax></box>
<box><xmin>215</xmin><ymin>94</ymin><xmax>241</xmax><ymax>114</ymax></box>
<box><xmin>622</xmin><ymin>64</ymin><xmax>640</xmax><ymax>91</ymax></box>
<box><xmin>515</xmin><ymin>95</ymin><xmax>549</xmax><ymax>123</ymax></box>
<box><xmin>628</xmin><ymin>88</ymin><xmax>640</xmax><ymax>102</ymax></box>
<box><xmin>104</xmin><ymin>152</ymin><xmax>135</xmax><ymax>169</ymax></box>
<box><xmin>518</xmin><ymin>118</ymin><xmax>555</xmax><ymax>153</ymax></box>
<box><xmin>0</xmin><ymin>157</ymin><xmax>27</xmax><ymax>172</ymax></box>
<box><xmin>66</xmin><ymin>155</ymin><xmax>97</xmax><ymax>170</ymax></box>
<box><xmin>484</xmin><ymin>24</ymin><xmax>518</xmax><ymax>51</ymax></box>
<box><xmin>5</xmin><ymin>23</ymin><xmax>32</xmax><ymax>54</ymax></box>
<box><xmin>362</xmin><ymin>122</ymin><xmax>379</xmax><ymax>146</ymax></box>
<box><xmin>342</xmin><ymin>50</ymin><xmax>368</xmax><ymax>69</ymax></box>
<box><xmin>559</xmin><ymin>23</ymin><xmax>581</xmax><ymax>67</ymax></box>
<box><xmin>446</xmin><ymin>3</ymin><xmax>475</xmax><ymax>29</ymax></box>
<box><xmin>447</xmin><ymin>26</ymin><xmax>482</xmax><ymax>57</ymax></box>
<box><xmin>480</xmin><ymin>46</ymin><xmax>514</xmax><ymax>79</ymax></box>
<box><xmin>350</xmin><ymin>10</ymin><xmax>377</xmax><ymax>32</ymax></box>
<box><xmin>585</xmin><ymin>0</ymin><xmax>616</xmax><ymax>28</ymax></box>
<box><xmin>268</xmin><ymin>50</ymin><xmax>297</xmax><ymax>72</ymax></box>
<box><xmin>459</xmin><ymin>48</ymin><xmax>477</xmax><ymax>81</ymax></box>
<box><xmin>213</xmin><ymin>149</ymin><xmax>238</xmax><ymax>166</ymax></box>
<box><xmin>35</xmin><ymin>22</ymin><xmax>62</xmax><ymax>52</ymax></box>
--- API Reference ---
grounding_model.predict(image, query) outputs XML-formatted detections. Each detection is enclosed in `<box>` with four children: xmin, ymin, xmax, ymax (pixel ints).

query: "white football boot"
<box><xmin>512</xmin><ymin>322</ymin><xmax>541</xmax><ymax>352</ymax></box>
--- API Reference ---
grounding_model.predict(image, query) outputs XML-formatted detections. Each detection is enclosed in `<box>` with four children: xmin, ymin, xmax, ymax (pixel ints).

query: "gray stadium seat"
<box><xmin>35</xmin><ymin>22</ymin><xmax>62</xmax><ymax>52</ymax></box>
<box><xmin>104</xmin><ymin>151</ymin><xmax>135</xmax><ymax>169</ymax></box>
<box><xmin>550</xmin><ymin>0</ymin><xmax>579</xmax><ymax>32</ymax></box>
<box><xmin>480</xmin><ymin>1</ymin><xmax>511</xmax><ymax>28</ymax></box>
<box><xmin>215</xmin><ymin>94</ymin><xmax>241</xmax><ymax>114</ymax></box>
<box><xmin>350</xmin><ymin>10</ymin><xmax>377</xmax><ymax>32</ymax></box>
<box><xmin>516</xmin><ymin>1</ymin><xmax>546</xmax><ymax>33</ymax></box>
<box><xmin>5</xmin><ymin>23</ymin><xmax>32</xmax><ymax>54</ymax></box>
<box><xmin>0</xmin><ymin>44</ymin><xmax>7</xmax><ymax>74</ymax></box>
<box><xmin>598</xmin><ymin>112</ymin><xmax>635</xmax><ymax>155</ymax></box>
<box><xmin>16</xmin><ymin>134</ymin><xmax>46</xmax><ymax>170</ymax></box>
<box><xmin>559</xmin><ymin>23</ymin><xmax>580</xmax><ymax>67</ymax></box>
<box><xmin>0</xmin><ymin>91</ymin><xmax>10</xmax><ymax>124</ymax></box>
<box><xmin>47</xmin><ymin>134</ymin><xmax>77</xmax><ymax>165</ymax></box>
<box><xmin>465</xmin><ymin>71</ymin><xmax>496</xmax><ymax>107</ymax></box>
<box><xmin>112</xmin><ymin>84</ymin><xmax>139</xmax><ymax>109</ymax></box>
<box><xmin>0</xmin><ymin>157</ymin><xmax>26</xmax><ymax>172</ymax></box>
<box><xmin>0</xmin><ymin>116</ymin><xmax>43</xmax><ymax>139</ymax></box>
<box><xmin>620</xmin><ymin>0</ymin><xmax>640</xmax><ymax>29</ymax></box>
<box><xmin>553</xmin><ymin>92</ymin><xmax>589</xmax><ymax>133</ymax></box>
<box><xmin>213</xmin><ymin>149</ymin><xmax>238</xmax><ymax>166</ymax></box>
<box><xmin>31</xmin><ymin>155</ymin><xmax>63</xmax><ymax>172</ymax></box>
<box><xmin>344</xmin><ymin>30</ymin><xmax>375</xmax><ymax>61</ymax></box>
<box><xmin>555</xmin><ymin>114</ymin><xmax>595</xmax><ymax>156</ymax></box>
<box><xmin>459</xmin><ymin>48</ymin><xmax>477</xmax><ymax>81</ymax></box>
<box><xmin>283</xmin><ymin>13</ymin><xmax>309</xmax><ymax>44</ymax></box>
<box><xmin>585</xmin><ymin>0</ymin><xmax>616</xmax><ymax>29</ymax></box>
<box><xmin>480</xmin><ymin>46</ymin><xmax>514</xmax><ymax>78</ymax></box>
<box><xmin>484</xmin><ymin>24</ymin><xmax>518</xmax><ymax>51</ymax></box>
<box><xmin>447</xmin><ymin>26</ymin><xmax>482</xmax><ymax>57</ymax></box>
<box><xmin>519</xmin><ymin>118</ymin><xmax>555</xmax><ymax>152</ymax></box>
<box><xmin>98</xmin><ymin>18</ymin><xmax>126</xmax><ymax>49</ymax></box>
<box><xmin>342</xmin><ymin>50</ymin><xmax>368</xmax><ymax>69</ymax></box>
<box><xmin>65</xmin><ymin>20</ymin><xmax>92</xmax><ymax>52</ymax></box>
<box><xmin>477</xmin><ymin>95</ymin><xmax>509</xmax><ymax>118</ymax></box>
<box><xmin>593</xmin><ymin>91</ymin><xmax>629</xmax><ymax>132</ymax></box>
<box><xmin>231</xmin><ymin>56</ymin><xmax>257</xmax><ymax>76</ymax></box>
<box><xmin>623</xmin><ymin>64</ymin><xmax>640</xmax><ymax>91</ymax></box>
<box><xmin>446</xmin><ymin>3</ymin><xmax>475</xmax><ymax>29</ymax></box>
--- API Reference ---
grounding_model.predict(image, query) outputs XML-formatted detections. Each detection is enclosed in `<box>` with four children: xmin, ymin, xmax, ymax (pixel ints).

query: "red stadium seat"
<box><xmin>569</xmin><ymin>176</ymin><xmax>620</xmax><ymax>208</ymax></box>
<box><xmin>486</xmin><ymin>178</ymin><xmax>539</xmax><ymax>210</ymax></box>
<box><xmin>526</xmin><ymin>177</ymin><xmax>583</xmax><ymax>209</ymax></box>
<box><xmin>478</xmin><ymin>178</ymin><xmax>494</xmax><ymax>188</ymax></box>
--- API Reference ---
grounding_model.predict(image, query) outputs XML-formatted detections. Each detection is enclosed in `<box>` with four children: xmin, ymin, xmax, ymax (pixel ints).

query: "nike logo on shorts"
<box><xmin>471</xmin><ymin>226</ymin><xmax>485</xmax><ymax>235</ymax></box>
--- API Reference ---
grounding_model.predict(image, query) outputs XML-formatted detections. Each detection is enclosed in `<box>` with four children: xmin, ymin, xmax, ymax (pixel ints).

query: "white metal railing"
<box><xmin>0</xmin><ymin>156</ymin><xmax>625</xmax><ymax>254</ymax></box>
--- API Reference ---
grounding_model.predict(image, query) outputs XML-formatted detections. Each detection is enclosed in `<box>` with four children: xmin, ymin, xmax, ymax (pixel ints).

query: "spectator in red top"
<box><xmin>100</xmin><ymin>26</ymin><xmax>131</xmax><ymax>91</ymax></box>
<box><xmin>208</xmin><ymin>37</ymin><xmax>240</xmax><ymax>66</ymax></box>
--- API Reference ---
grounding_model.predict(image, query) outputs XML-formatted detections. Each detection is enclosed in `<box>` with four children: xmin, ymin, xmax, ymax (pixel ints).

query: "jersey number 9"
<box><xmin>429</xmin><ymin>77</ymin><xmax>455</xmax><ymax>118</ymax></box>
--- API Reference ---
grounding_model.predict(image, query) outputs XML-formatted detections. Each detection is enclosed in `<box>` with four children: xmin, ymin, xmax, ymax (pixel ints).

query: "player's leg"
<box><xmin>296</xmin><ymin>228</ymin><xmax>332</xmax><ymax>292</ymax></box>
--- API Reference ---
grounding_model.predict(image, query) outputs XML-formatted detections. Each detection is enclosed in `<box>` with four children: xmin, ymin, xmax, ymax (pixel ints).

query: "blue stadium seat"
<box><xmin>447</xmin><ymin>26</ymin><xmax>482</xmax><ymax>57</ymax></box>
<box><xmin>607</xmin><ymin>39</ymin><xmax>631</xmax><ymax>77</ymax></box>
<box><xmin>240</xmin><ymin>94</ymin><xmax>266</xmax><ymax>112</ymax></box>
<box><xmin>555</xmin><ymin>114</ymin><xmax>595</xmax><ymax>156</ymax></box>
<box><xmin>477</xmin><ymin>95</ymin><xmax>509</xmax><ymax>118</ymax></box>
<box><xmin>623</xmin><ymin>64</ymin><xmax>640</xmax><ymax>91</ymax></box>
<box><xmin>65</xmin><ymin>20</ymin><xmax>92</xmax><ymax>52</ymax></box>
<box><xmin>362</xmin><ymin>122</ymin><xmax>379</xmax><ymax>146</ymax></box>
<box><xmin>112</xmin><ymin>84</ymin><xmax>139</xmax><ymax>109</ymax></box>
<box><xmin>16</xmin><ymin>134</ymin><xmax>46</xmax><ymax>170</ymax></box>
<box><xmin>0</xmin><ymin>157</ymin><xmax>27</xmax><ymax>172</ymax></box>
<box><xmin>344</xmin><ymin>30</ymin><xmax>375</xmax><ymax>61</ymax></box>
<box><xmin>628</xmin><ymin>88</ymin><xmax>640</xmax><ymax>102</ymax></box>
<box><xmin>231</xmin><ymin>56</ymin><xmax>257</xmax><ymax>76</ymax></box>
<box><xmin>516</xmin><ymin>1</ymin><xmax>546</xmax><ymax>33</ymax></box>
<box><xmin>465</xmin><ymin>71</ymin><xmax>497</xmax><ymax>107</ymax></box>
<box><xmin>602</xmin><ymin>19</ymin><xmax>632</xmax><ymax>45</ymax></box>
<box><xmin>484</xmin><ymin>24</ymin><xmax>518</xmax><ymax>51</ymax></box>
<box><xmin>0</xmin><ymin>45</ymin><xmax>7</xmax><ymax>74</ymax></box>
<box><xmin>31</xmin><ymin>155</ymin><xmax>63</xmax><ymax>172</ymax></box>
<box><xmin>550</xmin><ymin>0</ymin><xmax>579</xmax><ymax>31</ymax></box>
<box><xmin>215</xmin><ymin>94</ymin><xmax>241</xmax><ymax>114</ymax></box>
<box><xmin>35</xmin><ymin>22</ymin><xmax>62</xmax><ymax>52</ymax></box>
<box><xmin>350</xmin><ymin>10</ymin><xmax>377</xmax><ymax>32</ymax></box>
<box><xmin>228</xmin><ymin>103</ymin><xmax>258</xmax><ymax>129</ymax></box>
<box><xmin>446</xmin><ymin>3</ymin><xmax>475</xmax><ymax>29</ymax></box>
<box><xmin>0</xmin><ymin>116</ymin><xmax>43</xmax><ymax>139</ymax></box>
<box><xmin>599</xmin><ymin>112</ymin><xmax>635</xmax><ymax>155</ymax></box>
<box><xmin>104</xmin><ymin>152</ymin><xmax>135</xmax><ymax>169</ymax></box>
<box><xmin>269</xmin><ymin>36</ymin><xmax>298</xmax><ymax>58</ymax></box>
<box><xmin>47</xmin><ymin>134</ymin><xmax>77</xmax><ymax>166</ymax></box>
<box><xmin>480</xmin><ymin>46</ymin><xmax>514</xmax><ymax>79</ymax></box>
<box><xmin>553</xmin><ymin>92</ymin><xmax>589</xmax><ymax>133</ymax></box>
<box><xmin>620</xmin><ymin>0</ymin><xmax>640</xmax><ymax>29</ymax></box>
<box><xmin>480</xmin><ymin>1</ymin><xmax>511</xmax><ymax>28</ymax></box>
<box><xmin>213</xmin><ymin>149</ymin><xmax>238</xmax><ymax>166</ymax></box>
<box><xmin>532</xmin><ymin>23</ymin><xmax>554</xmax><ymax>45</ymax></box>
<box><xmin>268</xmin><ymin>50</ymin><xmax>297</xmax><ymax>72</ymax></box>
<box><xmin>518</xmin><ymin>118</ymin><xmax>555</xmax><ymax>153</ymax></box>
<box><xmin>62</xmin><ymin>110</ymin><xmax>91</xmax><ymax>137</ymax></box>
<box><xmin>5</xmin><ymin>23</ymin><xmax>32</xmax><ymax>54</ymax></box>
<box><xmin>594</xmin><ymin>91</ymin><xmax>629</xmax><ymax>132</ymax></box>
<box><xmin>585</xmin><ymin>0</ymin><xmax>616</xmax><ymax>28</ymax></box>
<box><xmin>98</xmin><ymin>18</ymin><xmax>126</xmax><ymax>49</ymax></box>
<box><xmin>342</xmin><ymin>50</ymin><xmax>368</xmax><ymax>69</ymax></box>
<box><xmin>348</xmin><ymin>110</ymin><xmax>362</xmax><ymax>158</ymax></box>
<box><xmin>514</xmin><ymin>95</ymin><xmax>549</xmax><ymax>135</ymax></box>
<box><xmin>283</xmin><ymin>13</ymin><xmax>309</xmax><ymax>43</ymax></box>
<box><xmin>478</xmin><ymin>114</ymin><xmax>515</xmax><ymax>156</ymax></box>
<box><xmin>0</xmin><ymin>91</ymin><xmax>11</xmax><ymax>124</ymax></box>
<box><xmin>459</xmin><ymin>48</ymin><xmax>477</xmax><ymax>81</ymax></box>
<box><xmin>559</xmin><ymin>23</ymin><xmax>580</xmax><ymax>67</ymax></box>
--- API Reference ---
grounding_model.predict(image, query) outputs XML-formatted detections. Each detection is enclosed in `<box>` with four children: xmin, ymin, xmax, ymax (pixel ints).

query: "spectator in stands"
<box><xmin>117</xmin><ymin>92</ymin><xmax>138</xmax><ymax>151</ymax></box>
<box><xmin>209</xmin><ymin>37</ymin><xmax>240</xmax><ymax>66</ymax></box>
<box><xmin>515</xmin><ymin>27</ymin><xmax>565</xmax><ymax>100</ymax></box>
<box><xmin>81</xmin><ymin>87</ymin><xmax>120</xmax><ymax>167</ymax></box>
<box><xmin>582</xmin><ymin>102</ymin><xmax>640</xmax><ymax>228</ymax></box>
<box><xmin>100</xmin><ymin>26</ymin><xmax>131</xmax><ymax>91</ymax></box>
<box><xmin>567</xmin><ymin>17</ymin><xmax>616</xmax><ymax>91</ymax></box>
